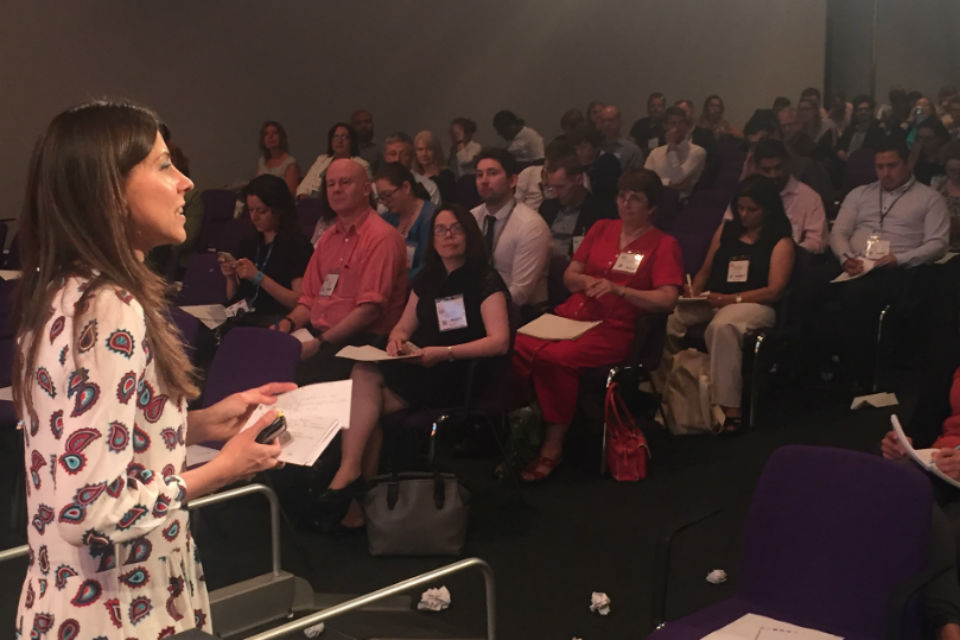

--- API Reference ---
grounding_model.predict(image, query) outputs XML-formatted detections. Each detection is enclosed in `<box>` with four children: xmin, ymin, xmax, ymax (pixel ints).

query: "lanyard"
<box><xmin>247</xmin><ymin>240</ymin><xmax>275</xmax><ymax>307</ymax></box>
<box><xmin>878</xmin><ymin>180</ymin><xmax>914</xmax><ymax>232</ymax></box>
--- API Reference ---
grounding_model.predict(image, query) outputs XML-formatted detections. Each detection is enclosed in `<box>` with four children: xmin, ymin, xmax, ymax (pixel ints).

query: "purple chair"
<box><xmin>201</xmin><ymin>327</ymin><xmax>301</xmax><ymax>407</ymax></box>
<box><xmin>170</xmin><ymin>306</ymin><xmax>202</xmax><ymax>365</ymax></box>
<box><xmin>297</xmin><ymin>198</ymin><xmax>326</xmax><ymax>241</ymax></box>
<box><xmin>649</xmin><ymin>445</ymin><xmax>938</xmax><ymax>640</ymax></box>
<box><xmin>653</xmin><ymin>187</ymin><xmax>681</xmax><ymax>231</ymax></box>
<box><xmin>454</xmin><ymin>174</ymin><xmax>481</xmax><ymax>209</ymax></box>
<box><xmin>842</xmin><ymin>147</ymin><xmax>877</xmax><ymax>196</ymax></box>
<box><xmin>196</xmin><ymin>189</ymin><xmax>243</xmax><ymax>253</ymax></box>
<box><xmin>4</xmin><ymin>233</ymin><xmax>20</xmax><ymax>270</ymax></box>
<box><xmin>177</xmin><ymin>252</ymin><xmax>227</xmax><ymax>306</ymax></box>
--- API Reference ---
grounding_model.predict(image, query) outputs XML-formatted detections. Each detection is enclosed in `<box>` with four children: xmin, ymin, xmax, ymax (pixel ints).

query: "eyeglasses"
<box><xmin>331</xmin><ymin>134</ymin><xmax>351</xmax><ymax>141</ymax></box>
<box><xmin>376</xmin><ymin>187</ymin><xmax>398</xmax><ymax>202</ymax></box>
<box><xmin>433</xmin><ymin>223</ymin><xmax>465</xmax><ymax>237</ymax></box>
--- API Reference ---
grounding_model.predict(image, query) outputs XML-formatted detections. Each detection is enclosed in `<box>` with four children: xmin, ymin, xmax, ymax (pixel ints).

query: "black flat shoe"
<box><xmin>719</xmin><ymin>416</ymin><xmax>743</xmax><ymax>437</ymax></box>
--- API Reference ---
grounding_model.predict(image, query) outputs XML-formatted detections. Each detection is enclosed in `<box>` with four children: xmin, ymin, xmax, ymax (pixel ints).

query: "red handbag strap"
<box><xmin>606</xmin><ymin>382</ymin><xmax>639</xmax><ymax>434</ymax></box>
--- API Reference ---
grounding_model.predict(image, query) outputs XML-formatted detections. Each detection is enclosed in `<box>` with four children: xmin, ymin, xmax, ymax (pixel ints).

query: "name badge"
<box><xmin>224</xmin><ymin>299</ymin><xmax>249</xmax><ymax>318</ymax></box>
<box><xmin>864</xmin><ymin>234</ymin><xmax>890</xmax><ymax>260</ymax></box>
<box><xmin>436</xmin><ymin>294</ymin><xmax>468</xmax><ymax>332</ymax></box>
<box><xmin>612</xmin><ymin>252</ymin><xmax>643</xmax><ymax>274</ymax></box>
<box><xmin>319</xmin><ymin>273</ymin><xmax>339</xmax><ymax>297</ymax></box>
<box><xmin>405</xmin><ymin>244</ymin><xmax>417</xmax><ymax>269</ymax></box>
<box><xmin>727</xmin><ymin>259</ymin><xmax>749</xmax><ymax>283</ymax></box>
<box><xmin>572</xmin><ymin>235</ymin><xmax>585</xmax><ymax>255</ymax></box>
<box><xmin>648</xmin><ymin>137</ymin><xmax>660</xmax><ymax>150</ymax></box>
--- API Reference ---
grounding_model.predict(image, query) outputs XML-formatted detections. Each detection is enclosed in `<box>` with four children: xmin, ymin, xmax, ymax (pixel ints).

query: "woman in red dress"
<box><xmin>513</xmin><ymin>169</ymin><xmax>684</xmax><ymax>481</ymax></box>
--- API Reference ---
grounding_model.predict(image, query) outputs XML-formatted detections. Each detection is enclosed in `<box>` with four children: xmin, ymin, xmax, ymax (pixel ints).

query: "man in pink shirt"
<box><xmin>726</xmin><ymin>138</ymin><xmax>827</xmax><ymax>253</ymax></box>
<box><xmin>276</xmin><ymin>158</ymin><xmax>407</xmax><ymax>382</ymax></box>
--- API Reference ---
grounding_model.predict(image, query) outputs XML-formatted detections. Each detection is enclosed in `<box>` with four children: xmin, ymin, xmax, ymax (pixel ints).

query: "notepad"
<box><xmin>335</xmin><ymin>344</ymin><xmax>421</xmax><ymax>362</ymax></box>
<box><xmin>702</xmin><ymin>613</ymin><xmax>842</xmax><ymax>639</ymax></box>
<box><xmin>517</xmin><ymin>313</ymin><xmax>601</xmax><ymax>341</ymax></box>
<box><xmin>831</xmin><ymin>257</ymin><xmax>875</xmax><ymax>283</ymax></box>
<box><xmin>290</xmin><ymin>328</ymin><xmax>315</xmax><ymax>344</ymax></box>
<box><xmin>0</xmin><ymin>270</ymin><xmax>22</xmax><ymax>280</ymax></box>
<box><xmin>891</xmin><ymin>414</ymin><xmax>960</xmax><ymax>489</ymax></box>
<box><xmin>239</xmin><ymin>380</ymin><xmax>352</xmax><ymax>467</ymax></box>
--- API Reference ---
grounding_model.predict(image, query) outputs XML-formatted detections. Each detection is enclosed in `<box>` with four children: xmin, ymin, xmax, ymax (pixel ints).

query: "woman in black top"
<box><xmin>220</xmin><ymin>175</ymin><xmax>314</xmax><ymax>324</ymax></box>
<box><xmin>322</xmin><ymin>204</ymin><xmax>511</xmax><ymax>516</ymax></box>
<box><xmin>669</xmin><ymin>175</ymin><xmax>794</xmax><ymax>431</ymax></box>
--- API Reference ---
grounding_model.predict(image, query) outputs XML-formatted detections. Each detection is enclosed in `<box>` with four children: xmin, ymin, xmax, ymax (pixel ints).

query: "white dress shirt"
<box><xmin>644</xmin><ymin>140</ymin><xmax>707</xmax><ymax>199</ymax></box>
<box><xmin>471</xmin><ymin>199</ymin><xmax>551</xmax><ymax>306</ymax></box>
<box><xmin>507</xmin><ymin>126</ymin><xmax>545</xmax><ymax>164</ymax></box>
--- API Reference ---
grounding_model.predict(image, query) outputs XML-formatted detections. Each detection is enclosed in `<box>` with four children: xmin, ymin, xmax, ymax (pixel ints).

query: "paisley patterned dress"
<box><xmin>15</xmin><ymin>277</ymin><xmax>211</xmax><ymax>640</ymax></box>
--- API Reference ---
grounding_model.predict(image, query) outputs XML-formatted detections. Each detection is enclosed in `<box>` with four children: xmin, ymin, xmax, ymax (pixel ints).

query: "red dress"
<box><xmin>512</xmin><ymin>220</ymin><xmax>683</xmax><ymax>423</ymax></box>
<box><xmin>932</xmin><ymin>366</ymin><xmax>960</xmax><ymax>449</ymax></box>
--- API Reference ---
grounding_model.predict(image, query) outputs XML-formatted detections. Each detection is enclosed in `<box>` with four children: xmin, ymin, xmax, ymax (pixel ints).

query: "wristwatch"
<box><xmin>447</xmin><ymin>346</ymin><xmax>455</xmax><ymax>362</ymax></box>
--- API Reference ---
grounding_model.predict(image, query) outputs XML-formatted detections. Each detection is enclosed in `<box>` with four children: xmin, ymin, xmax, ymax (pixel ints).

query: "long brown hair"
<box><xmin>13</xmin><ymin>101</ymin><xmax>198</xmax><ymax>416</ymax></box>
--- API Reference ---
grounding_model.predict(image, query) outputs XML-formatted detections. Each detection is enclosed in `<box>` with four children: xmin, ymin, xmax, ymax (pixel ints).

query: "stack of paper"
<box><xmin>702</xmin><ymin>613</ymin><xmax>842</xmax><ymax>639</ymax></box>
<box><xmin>179</xmin><ymin>300</ymin><xmax>248</xmax><ymax>330</ymax></box>
<box><xmin>891</xmin><ymin>414</ymin><xmax>960</xmax><ymax>489</ymax></box>
<box><xmin>517</xmin><ymin>314</ymin><xmax>601</xmax><ymax>341</ymax></box>
<box><xmin>335</xmin><ymin>344</ymin><xmax>421</xmax><ymax>362</ymax></box>
<box><xmin>831</xmin><ymin>257</ymin><xmax>875</xmax><ymax>283</ymax></box>
<box><xmin>240</xmin><ymin>380</ymin><xmax>352</xmax><ymax>467</ymax></box>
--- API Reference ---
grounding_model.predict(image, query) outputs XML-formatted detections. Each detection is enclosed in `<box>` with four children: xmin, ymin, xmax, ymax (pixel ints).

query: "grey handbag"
<box><xmin>361</xmin><ymin>471</ymin><xmax>469</xmax><ymax>556</ymax></box>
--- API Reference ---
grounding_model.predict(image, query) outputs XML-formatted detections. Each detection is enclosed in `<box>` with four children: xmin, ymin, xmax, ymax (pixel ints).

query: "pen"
<box><xmin>685</xmin><ymin>273</ymin><xmax>693</xmax><ymax>293</ymax></box>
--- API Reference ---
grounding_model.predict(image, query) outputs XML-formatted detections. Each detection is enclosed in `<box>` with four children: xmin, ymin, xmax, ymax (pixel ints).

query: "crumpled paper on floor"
<box><xmin>303</xmin><ymin>621</ymin><xmax>325</xmax><ymax>638</ymax></box>
<box><xmin>418</xmin><ymin>586</ymin><xmax>451</xmax><ymax>612</ymax></box>
<box><xmin>706</xmin><ymin>569</ymin><xmax>727</xmax><ymax>584</ymax></box>
<box><xmin>589</xmin><ymin>591</ymin><xmax>611</xmax><ymax>615</ymax></box>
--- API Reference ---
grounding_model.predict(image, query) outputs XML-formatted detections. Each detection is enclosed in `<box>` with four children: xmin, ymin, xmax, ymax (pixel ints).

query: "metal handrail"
<box><xmin>0</xmin><ymin>482</ymin><xmax>282</xmax><ymax>577</ymax></box>
<box><xmin>244</xmin><ymin>557</ymin><xmax>497</xmax><ymax>640</ymax></box>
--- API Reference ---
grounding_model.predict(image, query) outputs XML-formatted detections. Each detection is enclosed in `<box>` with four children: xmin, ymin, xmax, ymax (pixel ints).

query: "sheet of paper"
<box><xmin>290</xmin><ymin>328</ymin><xmax>315</xmax><ymax>344</ymax></box>
<box><xmin>185</xmin><ymin>444</ymin><xmax>220</xmax><ymax>467</ymax></box>
<box><xmin>850</xmin><ymin>391</ymin><xmax>898</xmax><ymax>409</ymax></box>
<box><xmin>0</xmin><ymin>387</ymin><xmax>12</xmax><ymax>402</ymax></box>
<box><xmin>0</xmin><ymin>270</ymin><xmax>22</xmax><ymax>280</ymax></box>
<box><xmin>701</xmin><ymin>613</ymin><xmax>842</xmax><ymax>640</ymax></box>
<box><xmin>517</xmin><ymin>313</ymin><xmax>601</xmax><ymax>341</ymax></box>
<box><xmin>240</xmin><ymin>380</ymin><xmax>353</xmax><ymax>467</ymax></box>
<box><xmin>678</xmin><ymin>296</ymin><xmax>710</xmax><ymax>303</ymax></box>
<box><xmin>831</xmin><ymin>257</ymin><xmax>875</xmax><ymax>283</ymax></box>
<box><xmin>335</xmin><ymin>344</ymin><xmax>421</xmax><ymax>362</ymax></box>
<box><xmin>179</xmin><ymin>304</ymin><xmax>228</xmax><ymax>330</ymax></box>
<box><xmin>891</xmin><ymin>414</ymin><xmax>960</xmax><ymax>489</ymax></box>
<box><xmin>937</xmin><ymin>252</ymin><xmax>958</xmax><ymax>265</ymax></box>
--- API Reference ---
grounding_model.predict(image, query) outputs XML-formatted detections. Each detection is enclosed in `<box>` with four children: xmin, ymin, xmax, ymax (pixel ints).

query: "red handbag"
<box><xmin>604</xmin><ymin>381</ymin><xmax>650</xmax><ymax>481</ymax></box>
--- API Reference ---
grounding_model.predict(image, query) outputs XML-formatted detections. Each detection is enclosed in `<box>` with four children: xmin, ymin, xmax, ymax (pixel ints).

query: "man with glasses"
<box><xmin>381</xmin><ymin>132</ymin><xmax>441</xmax><ymax>206</ymax></box>
<box><xmin>470</xmin><ymin>148</ymin><xmax>551</xmax><ymax>312</ymax></box>
<box><xmin>277</xmin><ymin>158</ymin><xmax>408</xmax><ymax>383</ymax></box>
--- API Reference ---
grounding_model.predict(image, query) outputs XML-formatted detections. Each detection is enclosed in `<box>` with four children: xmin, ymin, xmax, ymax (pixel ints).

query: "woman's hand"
<box><xmin>933</xmin><ymin>448</ymin><xmax>960</xmax><ymax>480</ymax></box>
<box><xmin>585</xmin><ymin>278</ymin><xmax>618</xmax><ymax>299</ymax></box>
<box><xmin>191</xmin><ymin>382</ymin><xmax>296</xmax><ymax>443</ymax></box>
<box><xmin>417</xmin><ymin>346</ymin><xmax>449</xmax><ymax>368</ymax></box>
<box><xmin>706</xmin><ymin>292</ymin><xmax>732</xmax><ymax>308</ymax></box>
<box><xmin>234</xmin><ymin>258</ymin><xmax>258</xmax><ymax>281</ymax></box>
<box><xmin>386</xmin><ymin>333</ymin><xmax>409</xmax><ymax>356</ymax></box>
<box><xmin>216</xmin><ymin>410</ymin><xmax>285</xmax><ymax>479</ymax></box>
<box><xmin>219</xmin><ymin>257</ymin><xmax>238</xmax><ymax>277</ymax></box>
<box><xmin>300</xmin><ymin>338</ymin><xmax>321</xmax><ymax>361</ymax></box>
<box><xmin>880</xmin><ymin>430</ymin><xmax>911</xmax><ymax>460</ymax></box>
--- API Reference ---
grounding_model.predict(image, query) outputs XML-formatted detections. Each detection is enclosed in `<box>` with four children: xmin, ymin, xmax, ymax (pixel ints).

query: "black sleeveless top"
<box><xmin>706</xmin><ymin>222</ymin><xmax>785</xmax><ymax>295</ymax></box>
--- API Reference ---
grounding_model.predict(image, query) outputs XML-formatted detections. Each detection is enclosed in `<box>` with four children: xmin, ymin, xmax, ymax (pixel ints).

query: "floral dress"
<box><xmin>16</xmin><ymin>277</ymin><xmax>211</xmax><ymax>640</ymax></box>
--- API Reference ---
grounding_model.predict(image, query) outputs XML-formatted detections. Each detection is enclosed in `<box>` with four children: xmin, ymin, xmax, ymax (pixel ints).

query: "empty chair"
<box><xmin>650</xmin><ymin>445</ymin><xmax>938</xmax><ymax>639</ymax></box>
<box><xmin>202</xmin><ymin>327</ymin><xmax>301</xmax><ymax>406</ymax></box>
<box><xmin>296</xmin><ymin>197</ymin><xmax>326</xmax><ymax>240</ymax></box>
<box><xmin>177</xmin><ymin>252</ymin><xmax>227</xmax><ymax>306</ymax></box>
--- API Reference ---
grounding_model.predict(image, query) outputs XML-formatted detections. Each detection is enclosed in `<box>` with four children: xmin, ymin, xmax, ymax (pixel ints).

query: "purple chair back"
<box><xmin>653</xmin><ymin>187</ymin><xmax>681</xmax><ymax>231</ymax></box>
<box><xmin>177</xmin><ymin>252</ymin><xmax>227</xmax><ymax>306</ymax></box>
<box><xmin>170</xmin><ymin>307</ymin><xmax>201</xmax><ymax>364</ymax></box>
<box><xmin>207</xmin><ymin>216</ymin><xmax>255</xmax><ymax>256</ymax></box>
<box><xmin>5</xmin><ymin>233</ymin><xmax>20</xmax><ymax>270</ymax></box>
<box><xmin>200</xmin><ymin>189</ymin><xmax>239</xmax><ymax>222</ymax></box>
<box><xmin>671</xmin><ymin>229</ymin><xmax>713</xmax><ymax>275</ymax></box>
<box><xmin>297</xmin><ymin>198</ymin><xmax>325</xmax><ymax>240</ymax></box>
<box><xmin>454</xmin><ymin>174</ymin><xmax>481</xmax><ymax>209</ymax></box>
<box><xmin>686</xmin><ymin>188</ymin><xmax>733</xmax><ymax>212</ymax></box>
<box><xmin>201</xmin><ymin>327</ymin><xmax>301</xmax><ymax>407</ymax></box>
<box><xmin>0</xmin><ymin>278</ymin><xmax>17</xmax><ymax>339</ymax></box>
<box><xmin>842</xmin><ymin>147</ymin><xmax>877</xmax><ymax>195</ymax></box>
<box><xmin>739</xmin><ymin>445</ymin><xmax>932</xmax><ymax>638</ymax></box>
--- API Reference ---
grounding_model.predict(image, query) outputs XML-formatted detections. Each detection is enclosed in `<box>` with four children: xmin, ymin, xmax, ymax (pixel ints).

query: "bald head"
<box><xmin>326</xmin><ymin>158</ymin><xmax>371</xmax><ymax>217</ymax></box>
<box><xmin>598</xmin><ymin>105</ymin><xmax>622</xmax><ymax>141</ymax></box>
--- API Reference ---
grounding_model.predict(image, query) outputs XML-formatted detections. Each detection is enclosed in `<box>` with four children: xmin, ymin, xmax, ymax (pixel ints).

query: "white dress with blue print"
<box><xmin>16</xmin><ymin>277</ymin><xmax>211</xmax><ymax>640</ymax></box>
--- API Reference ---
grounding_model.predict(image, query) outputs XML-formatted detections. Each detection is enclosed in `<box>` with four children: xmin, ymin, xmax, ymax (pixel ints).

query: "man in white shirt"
<box><xmin>382</xmin><ymin>133</ymin><xmax>441</xmax><ymax>205</ymax></box>
<box><xmin>470</xmin><ymin>148</ymin><xmax>551</xmax><ymax>309</ymax></box>
<box><xmin>493</xmin><ymin>111</ymin><xmax>545</xmax><ymax>167</ymax></box>
<box><xmin>597</xmin><ymin>105</ymin><xmax>644</xmax><ymax>173</ymax></box>
<box><xmin>644</xmin><ymin>106</ymin><xmax>707</xmax><ymax>199</ymax></box>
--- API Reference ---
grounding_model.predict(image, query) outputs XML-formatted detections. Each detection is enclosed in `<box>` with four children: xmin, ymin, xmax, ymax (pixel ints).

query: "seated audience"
<box><xmin>515</xmin><ymin>138</ymin><xmax>578</xmax><ymax>211</ymax></box>
<box><xmin>414</xmin><ymin>129</ymin><xmax>456</xmax><ymax>202</ymax></box>
<box><xmin>936</xmin><ymin>142</ymin><xmax>960</xmax><ymax>250</ymax></box>
<box><xmin>374</xmin><ymin>162</ymin><xmax>437</xmax><ymax>280</ymax></box>
<box><xmin>674</xmin><ymin>98</ymin><xmax>719</xmax><ymax>162</ymax></box>
<box><xmin>798</xmin><ymin>97</ymin><xmax>838</xmax><ymax>161</ymax></box>
<box><xmin>826</xmin><ymin>140</ymin><xmax>949</xmax><ymax>387</ymax></box>
<box><xmin>837</xmin><ymin>95</ymin><xmax>891</xmax><ymax>160</ymax></box>
<box><xmin>471</xmin><ymin>148</ymin><xmax>551</xmax><ymax>309</ymax></box>
<box><xmin>743</xmin><ymin>109</ymin><xmax>780</xmax><ymax>144</ymax></box>
<box><xmin>729</xmin><ymin>139</ymin><xmax>827</xmax><ymax>253</ymax></box>
<box><xmin>220</xmin><ymin>175</ymin><xmax>314</xmax><ymax>324</ymax></box>
<box><xmin>598</xmin><ymin>105</ymin><xmax>645</xmax><ymax>172</ymax></box>
<box><xmin>772</xmin><ymin>96</ymin><xmax>792</xmax><ymax>112</ymax></box>
<box><xmin>514</xmin><ymin>169</ymin><xmax>683</xmax><ymax>481</ymax></box>
<box><xmin>351</xmin><ymin>109</ymin><xmax>382</xmax><ymax>173</ymax></box>
<box><xmin>570</xmin><ymin>123</ymin><xmax>621</xmax><ymax>208</ymax></box>
<box><xmin>630</xmin><ymin>92</ymin><xmax>668</xmax><ymax>153</ymax></box>
<box><xmin>665</xmin><ymin>175</ymin><xmax>795</xmax><ymax>432</ymax></box>
<box><xmin>644</xmin><ymin>105</ymin><xmax>707</xmax><ymax>199</ymax></box>
<box><xmin>493</xmin><ymin>110</ymin><xmax>545</xmax><ymax>166</ymax></box>
<box><xmin>697</xmin><ymin>94</ymin><xmax>742</xmax><ymax>140</ymax></box>
<box><xmin>448</xmin><ymin>117</ymin><xmax>482</xmax><ymax>178</ymax></box>
<box><xmin>539</xmin><ymin>154</ymin><xmax>616</xmax><ymax>256</ymax></box>
<box><xmin>777</xmin><ymin>105</ymin><xmax>833</xmax><ymax>205</ymax></box>
<box><xmin>827</xmin><ymin>93</ymin><xmax>853</xmax><ymax>137</ymax></box>
<box><xmin>944</xmin><ymin>97</ymin><xmax>960</xmax><ymax>139</ymax></box>
<box><xmin>256</xmin><ymin>120</ymin><xmax>301</xmax><ymax>195</ymax></box>
<box><xmin>277</xmin><ymin>159</ymin><xmax>408</xmax><ymax>383</ymax></box>
<box><xmin>383</xmin><ymin>132</ymin><xmax>441</xmax><ymax>205</ymax></box>
<box><xmin>587</xmin><ymin>100</ymin><xmax>605</xmax><ymax>127</ymax></box>
<box><xmin>911</xmin><ymin>117</ymin><xmax>951</xmax><ymax>185</ymax></box>
<box><xmin>801</xmin><ymin>86</ymin><xmax>829</xmax><ymax>121</ymax></box>
<box><xmin>323</xmin><ymin>205</ymin><xmax>510</xmax><ymax>525</ymax></box>
<box><xmin>559</xmin><ymin>108</ymin><xmax>585</xmax><ymax>136</ymax></box>
<box><xmin>296</xmin><ymin>122</ymin><xmax>372</xmax><ymax>199</ymax></box>
<box><xmin>903</xmin><ymin>96</ymin><xmax>936</xmax><ymax>146</ymax></box>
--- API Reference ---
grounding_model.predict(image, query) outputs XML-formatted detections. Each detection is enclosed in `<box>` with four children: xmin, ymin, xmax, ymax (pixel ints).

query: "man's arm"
<box><xmin>507</xmin><ymin>216</ymin><xmax>551</xmax><ymax>306</ymax></box>
<box><xmin>829</xmin><ymin>191</ymin><xmax>859</xmax><ymax>260</ymax></box>
<box><xmin>320</xmin><ymin>303</ymin><xmax>381</xmax><ymax>344</ymax></box>
<box><xmin>667</xmin><ymin>144</ymin><xmax>706</xmax><ymax>190</ymax></box>
<box><xmin>799</xmin><ymin>194</ymin><xmax>828</xmax><ymax>254</ymax></box>
<box><xmin>894</xmin><ymin>192</ymin><xmax>950</xmax><ymax>266</ymax></box>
